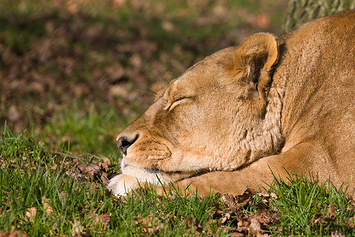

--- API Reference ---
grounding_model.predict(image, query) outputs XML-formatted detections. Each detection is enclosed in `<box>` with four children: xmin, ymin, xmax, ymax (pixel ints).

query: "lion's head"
<box><xmin>109</xmin><ymin>33</ymin><xmax>283</xmax><ymax>193</ymax></box>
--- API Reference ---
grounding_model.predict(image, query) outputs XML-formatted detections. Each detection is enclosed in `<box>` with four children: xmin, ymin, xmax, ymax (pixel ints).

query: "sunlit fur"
<box><xmin>108</xmin><ymin>10</ymin><xmax>355</xmax><ymax>197</ymax></box>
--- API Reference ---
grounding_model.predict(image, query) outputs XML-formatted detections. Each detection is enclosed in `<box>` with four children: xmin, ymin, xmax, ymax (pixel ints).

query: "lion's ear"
<box><xmin>233</xmin><ymin>33</ymin><xmax>279</xmax><ymax>102</ymax></box>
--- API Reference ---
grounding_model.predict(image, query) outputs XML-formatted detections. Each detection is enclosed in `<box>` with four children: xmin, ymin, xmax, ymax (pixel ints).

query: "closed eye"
<box><xmin>165</xmin><ymin>97</ymin><xmax>190</xmax><ymax>112</ymax></box>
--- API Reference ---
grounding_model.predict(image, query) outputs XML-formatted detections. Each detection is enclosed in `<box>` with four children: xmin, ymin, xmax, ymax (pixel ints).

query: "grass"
<box><xmin>0</xmin><ymin>125</ymin><xmax>226</xmax><ymax>236</ymax></box>
<box><xmin>267</xmin><ymin>171</ymin><xmax>355</xmax><ymax>235</ymax></box>
<box><xmin>1</xmin><ymin>0</ymin><xmax>355</xmax><ymax>236</ymax></box>
<box><xmin>1</xmin><ymin>125</ymin><xmax>355</xmax><ymax>236</ymax></box>
<box><xmin>38</xmin><ymin>102</ymin><xmax>127</xmax><ymax>156</ymax></box>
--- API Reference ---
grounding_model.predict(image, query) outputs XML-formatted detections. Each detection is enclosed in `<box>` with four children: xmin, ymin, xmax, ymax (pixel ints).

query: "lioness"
<box><xmin>107</xmin><ymin>10</ymin><xmax>355</xmax><ymax>196</ymax></box>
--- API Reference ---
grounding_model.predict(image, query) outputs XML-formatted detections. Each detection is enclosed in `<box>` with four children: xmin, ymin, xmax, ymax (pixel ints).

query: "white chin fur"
<box><xmin>107</xmin><ymin>159</ymin><xmax>166</xmax><ymax>196</ymax></box>
<box><xmin>106</xmin><ymin>174</ymin><xmax>138</xmax><ymax>196</ymax></box>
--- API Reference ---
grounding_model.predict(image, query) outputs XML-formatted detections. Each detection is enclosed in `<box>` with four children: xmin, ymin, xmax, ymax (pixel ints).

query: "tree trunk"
<box><xmin>283</xmin><ymin>0</ymin><xmax>355</xmax><ymax>32</ymax></box>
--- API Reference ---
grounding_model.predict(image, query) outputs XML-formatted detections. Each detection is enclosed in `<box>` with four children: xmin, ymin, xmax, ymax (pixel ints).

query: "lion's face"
<box><xmin>116</xmin><ymin>33</ymin><xmax>282</xmax><ymax>180</ymax></box>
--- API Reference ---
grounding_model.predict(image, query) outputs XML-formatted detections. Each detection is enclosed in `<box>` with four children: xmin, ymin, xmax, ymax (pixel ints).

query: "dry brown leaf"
<box><xmin>147</xmin><ymin>223</ymin><xmax>165</xmax><ymax>234</ymax></box>
<box><xmin>134</xmin><ymin>214</ymin><xmax>157</xmax><ymax>226</ymax></box>
<box><xmin>98</xmin><ymin>214</ymin><xmax>111</xmax><ymax>225</ymax></box>
<box><xmin>87</xmin><ymin>211</ymin><xmax>111</xmax><ymax>231</ymax></box>
<box><xmin>236</xmin><ymin>188</ymin><xmax>255</xmax><ymax>209</ymax></box>
<box><xmin>134</xmin><ymin>214</ymin><xmax>165</xmax><ymax>234</ymax></box>
<box><xmin>161</xmin><ymin>21</ymin><xmax>174</xmax><ymax>32</ymax></box>
<box><xmin>220</xmin><ymin>213</ymin><xmax>231</xmax><ymax>224</ymax></box>
<box><xmin>98</xmin><ymin>161</ymin><xmax>109</xmax><ymax>172</ymax></box>
<box><xmin>230</xmin><ymin>233</ymin><xmax>245</xmax><ymax>237</ymax></box>
<box><xmin>311</xmin><ymin>213</ymin><xmax>335</xmax><ymax>226</ymax></box>
<box><xmin>237</xmin><ymin>218</ymin><xmax>250</xmax><ymax>228</ymax></box>
<box><xmin>25</xmin><ymin>207</ymin><xmax>37</xmax><ymax>221</ymax></box>
<box><xmin>0</xmin><ymin>230</ymin><xmax>27</xmax><ymax>237</ymax></box>
<box><xmin>269</xmin><ymin>192</ymin><xmax>278</xmax><ymax>199</ymax></box>
<box><xmin>85</xmin><ymin>164</ymin><xmax>100</xmax><ymax>176</ymax></box>
<box><xmin>256</xmin><ymin>232</ymin><xmax>270</xmax><ymax>237</ymax></box>
<box><xmin>42</xmin><ymin>196</ymin><xmax>54</xmax><ymax>216</ymax></box>
<box><xmin>0</xmin><ymin>232</ymin><xmax>10</xmax><ymax>237</ymax></box>
<box><xmin>252</xmin><ymin>13</ymin><xmax>271</xmax><ymax>29</ymax></box>
<box><xmin>102</xmin><ymin>157</ymin><xmax>111</xmax><ymax>166</ymax></box>
<box><xmin>185</xmin><ymin>216</ymin><xmax>199</xmax><ymax>228</ymax></box>
<box><xmin>249</xmin><ymin>217</ymin><xmax>261</xmax><ymax>235</ymax></box>
<box><xmin>60</xmin><ymin>191</ymin><xmax>68</xmax><ymax>198</ymax></box>
<box><xmin>7</xmin><ymin>105</ymin><xmax>20</xmax><ymax>122</ymax></box>
<box><xmin>71</xmin><ymin>220</ymin><xmax>84</xmax><ymax>236</ymax></box>
<box><xmin>77</xmin><ymin>163</ymin><xmax>88</xmax><ymax>172</ymax></box>
<box><xmin>331</xmin><ymin>231</ymin><xmax>345</xmax><ymax>237</ymax></box>
<box><xmin>78</xmin><ymin>163</ymin><xmax>101</xmax><ymax>179</ymax></box>
<box><xmin>254</xmin><ymin>212</ymin><xmax>271</xmax><ymax>227</ymax></box>
<box><xmin>220</xmin><ymin>194</ymin><xmax>237</xmax><ymax>212</ymax></box>
<box><xmin>328</xmin><ymin>204</ymin><xmax>336</xmax><ymax>218</ymax></box>
<box><xmin>129</xmin><ymin>54</ymin><xmax>143</xmax><ymax>69</ymax></box>
<box><xmin>111</xmin><ymin>0</ymin><xmax>127</xmax><ymax>8</ymax></box>
<box><xmin>105</xmin><ymin>64</ymin><xmax>125</xmax><ymax>82</ymax></box>
<box><xmin>100</xmin><ymin>172</ymin><xmax>109</xmax><ymax>185</ymax></box>
<box><xmin>185</xmin><ymin>216</ymin><xmax>203</xmax><ymax>235</ymax></box>
<box><xmin>346</xmin><ymin>216</ymin><xmax>355</xmax><ymax>228</ymax></box>
<box><xmin>215</xmin><ymin>189</ymin><xmax>279</xmax><ymax>236</ymax></box>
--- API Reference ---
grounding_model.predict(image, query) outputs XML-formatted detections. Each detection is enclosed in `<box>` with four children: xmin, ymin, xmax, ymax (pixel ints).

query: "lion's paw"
<box><xmin>107</xmin><ymin>174</ymin><xmax>139</xmax><ymax>196</ymax></box>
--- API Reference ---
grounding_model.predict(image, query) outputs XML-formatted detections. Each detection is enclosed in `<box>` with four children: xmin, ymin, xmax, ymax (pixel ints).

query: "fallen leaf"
<box><xmin>111</xmin><ymin>0</ymin><xmax>127</xmax><ymax>8</ymax></box>
<box><xmin>42</xmin><ymin>196</ymin><xmax>54</xmax><ymax>216</ymax></box>
<box><xmin>98</xmin><ymin>160</ymin><xmax>109</xmax><ymax>172</ymax></box>
<box><xmin>102</xmin><ymin>157</ymin><xmax>111</xmax><ymax>166</ymax></box>
<box><xmin>85</xmin><ymin>164</ymin><xmax>100</xmax><ymax>176</ymax></box>
<box><xmin>28</xmin><ymin>81</ymin><xmax>45</xmax><ymax>94</ymax></box>
<box><xmin>220</xmin><ymin>212</ymin><xmax>231</xmax><ymax>224</ymax></box>
<box><xmin>105</xmin><ymin>64</ymin><xmax>125</xmax><ymax>82</ymax></box>
<box><xmin>230</xmin><ymin>233</ymin><xmax>245</xmax><ymax>237</ymax></box>
<box><xmin>311</xmin><ymin>213</ymin><xmax>335</xmax><ymax>226</ymax></box>
<box><xmin>185</xmin><ymin>216</ymin><xmax>203</xmax><ymax>235</ymax></box>
<box><xmin>100</xmin><ymin>172</ymin><xmax>109</xmax><ymax>185</ymax></box>
<box><xmin>0</xmin><ymin>230</ymin><xmax>27</xmax><ymax>237</ymax></box>
<box><xmin>328</xmin><ymin>204</ymin><xmax>336</xmax><ymax>218</ymax></box>
<box><xmin>161</xmin><ymin>21</ymin><xmax>174</xmax><ymax>32</ymax></box>
<box><xmin>220</xmin><ymin>194</ymin><xmax>237</xmax><ymax>212</ymax></box>
<box><xmin>252</xmin><ymin>13</ymin><xmax>271</xmax><ymax>29</ymax></box>
<box><xmin>7</xmin><ymin>105</ymin><xmax>20</xmax><ymax>122</ymax></box>
<box><xmin>78</xmin><ymin>163</ymin><xmax>101</xmax><ymax>179</ymax></box>
<box><xmin>98</xmin><ymin>214</ymin><xmax>110</xmax><ymax>225</ymax></box>
<box><xmin>25</xmin><ymin>207</ymin><xmax>37</xmax><ymax>221</ymax></box>
<box><xmin>235</xmin><ymin>188</ymin><xmax>255</xmax><ymax>209</ymax></box>
<box><xmin>134</xmin><ymin>214</ymin><xmax>164</xmax><ymax>234</ymax></box>
<box><xmin>256</xmin><ymin>232</ymin><xmax>270</xmax><ymax>237</ymax></box>
<box><xmin>249</xmin><ymin>217</ymin><xmax>261</xmax><ymax>235</ymax></box>
<box><xmin>331</xmin><ymin>231</ymin><xmax>345</xmax><ymax>237</ymax></box>
<box><xmin>71</xmin><ymin>220</ymin><xmax>84</xmax><ymax>236</ymax></box>
<box><xmin>346</xmin><ymin>216</ymin><xmax>355</xmax><ymax>228</ymax></box>
<box><xmin>60</xmin><ymin>191</ymin><xmax>68</xmax><ymax>198</ymax></box>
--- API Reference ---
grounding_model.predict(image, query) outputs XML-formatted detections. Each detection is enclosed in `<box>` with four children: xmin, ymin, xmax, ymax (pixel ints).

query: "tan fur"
<box><xmin>107</xmin><ymin>10</ymin><xmax>355</xmax><ymax>197</ymax></box>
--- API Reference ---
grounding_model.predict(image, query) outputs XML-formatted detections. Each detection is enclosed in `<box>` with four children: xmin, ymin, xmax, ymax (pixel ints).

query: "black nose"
<box><xmin>116</xmin><ymin>134</ymin><xmax>139</xmax><ymax>156</ymax></box>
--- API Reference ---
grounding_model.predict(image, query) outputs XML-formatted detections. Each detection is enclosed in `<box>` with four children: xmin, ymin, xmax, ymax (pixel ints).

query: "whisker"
<box><xmin>134</xmin><ymin>88</ymin><xmax>156</xmax><ymax>97</ymax></box>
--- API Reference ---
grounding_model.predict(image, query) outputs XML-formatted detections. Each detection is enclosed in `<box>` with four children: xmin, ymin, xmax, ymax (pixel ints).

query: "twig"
<box><xmin>52</xmin><ymin>151</ymin><xmax>79</xmax><ymax>160</ymax></box>
<box><xmin>52</xmin><ymin>151</ymin><xmax>104</xmax><ymax>161</ymax></box>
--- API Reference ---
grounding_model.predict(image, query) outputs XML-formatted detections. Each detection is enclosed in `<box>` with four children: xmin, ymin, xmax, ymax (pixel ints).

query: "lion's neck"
<box><xmin>235</xmin><ymin>85</ymin><xmax>284</xmax><ymax>168</ymax></box>
<box><xmin>261</xmin><ymin>85</ymin><xmax>284</xmax><ymax>155</ymax></box>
